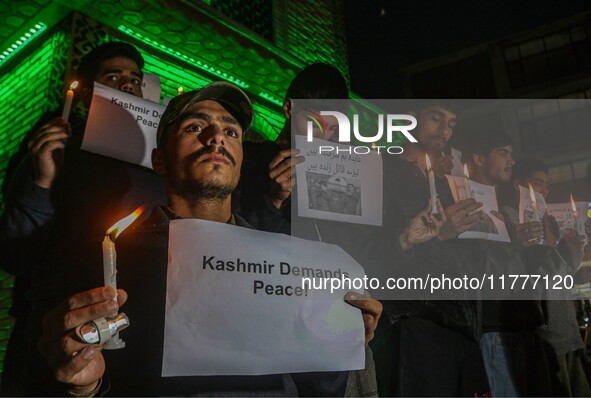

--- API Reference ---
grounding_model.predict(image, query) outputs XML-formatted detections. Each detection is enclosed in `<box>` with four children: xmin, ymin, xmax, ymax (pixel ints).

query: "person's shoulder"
<box><xmin>233</xmin><ymin>213</ymin><xmax>255</xmax><ymax>229</ymax></box>
<box><xmin>382</xmin><ymin>154</ymin><xmax>415</xmax><ymax>172</ymax></box>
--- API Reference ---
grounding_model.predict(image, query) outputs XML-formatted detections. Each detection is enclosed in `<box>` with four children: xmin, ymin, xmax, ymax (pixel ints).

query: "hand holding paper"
<box><xmin>268</xmin><ymin>148</ymin><xmax>305</xmax><ymax>209</ymax></box>
<box><xmin>344</xmin><ymin>291</ymin><xmax>382</xmax><ymax>347</ymax></box>
<box><xmin>444</xmin><ymin>176</ymin><xmax>510</xmax><ymax>242</ymax></box>
<box><xmin>438</xmin><ymin>199</ymin><xmax>483</xmax><ymax>240</ymax></box>
<box><xmin>163</xmin><ymin>219</ymin><xmax>366</xmax><ymax>376</ymax></box>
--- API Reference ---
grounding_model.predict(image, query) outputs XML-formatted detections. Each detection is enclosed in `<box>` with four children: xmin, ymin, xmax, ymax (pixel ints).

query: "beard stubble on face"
<box><xmin>168</xmin><ymin>145</ymin><xmax>239</xmax><ymax>202</ymax></box>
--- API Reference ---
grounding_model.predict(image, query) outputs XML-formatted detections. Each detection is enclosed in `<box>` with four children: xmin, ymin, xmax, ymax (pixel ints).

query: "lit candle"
<box><xmin>104</xmin><ymin>207</ymin><xmax>144</xmax><ymax>296</ymax></box>
<box><xmin>425</xmin><ymin>154</ymin><xmax>438</xmax><ymax>214</ymax></box>
<box><xmin>61</xmin><ymin>81</ymin><xmax>78</xmax><ymax>122</ymax></box>
<box><xmin>528</xmin><ymin>183</ymin><xmax>540</xmax><ymax>222</ymax></box>
<box><xmin>102</xmin><ymin>207</ymin><xmax>143</xmax><ymax>349</ymax></box>
<box><xmin>570</xmin><ymin>193</ymin><xmax>585</xmax><ymax>236</ymax></box>
<box><xmin>177</xmin><ymin>86</ymin><xmax>184</xmax><ymax>96</ymax></box>
<box><xmin>463</xmin><ymin>164</ymin><xmax>473</xmax><ymax>200</ymax></box>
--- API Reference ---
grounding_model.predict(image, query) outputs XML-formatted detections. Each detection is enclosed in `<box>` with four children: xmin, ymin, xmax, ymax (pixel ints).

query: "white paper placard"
<box><xmin>518</xmin><ymin>185</ymin><xmax>547</xmax><ymax>224</ymax></box>
<box><xmin>294</xmin><ymin>135</ymin><xmax>383</xmax><ymax>226</ymax></box>
<box><xmin>141</xmin><ymin>72</ymin><xmax>162</xmax><ymax>103</ymax></box>
<box><xmin>162</xmin><ymin>219</ymin><xmax>366</xmax><ymax>376</ymax></box>
<box><xmin>450</xmin><ymin>147</ymin><xmax>464</xmax><ymax>177</ymax></box>
<box><xmin>82</xmin><ymin>82</ymin><xmax>165</xmax><ymax>168</ymax></box>
<box><xmin>546</xmin><ymin>201</ymin><xmax>588</xmax><ymax>243</ymax></box>
<box><xmin>446</xmin><ymin>175</ymin><xmax>510</xmax><ymax>242</ymax></box>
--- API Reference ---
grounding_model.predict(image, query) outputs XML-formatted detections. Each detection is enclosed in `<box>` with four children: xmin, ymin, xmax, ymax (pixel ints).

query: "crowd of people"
<box><xmin>0</xmin><ymin>40</ymin><xmax>590</xmax><ymax>397</ymax></box>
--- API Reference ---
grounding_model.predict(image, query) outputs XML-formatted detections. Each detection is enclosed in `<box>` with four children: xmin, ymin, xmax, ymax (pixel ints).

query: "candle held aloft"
<box><xmin>177</xmin><ymin>86</ymin><xmax>184</xmax><ymax>96</ymax></box>
<box><xmin>528</xmin><ymin>183</ymin><xmax>540</xmax><ymax>222</ymax></box>
<box><xmin>463</xmin><ymin>164</ymin><xmax>473</xmax><ymax>200</ymax></box>
<box><xmin>102</xmin><ymin>207</ymin><xmax>144</xmax><ymax>349</ymax></box>
<box><xmin>425</xmin><ymin>154</ymin><xmax>438</xmax><ymax>214</ymax></box>
<box><xmin>61</xmin><ymin>81</ymin><xmax>78</xmax><ymax>122</ymax></box>
<box><xmin>570</xmin><ymin>193</ymin><xmax>585</xmax><ymax>236</ymax></box>
<box><xmin>103</xmin><ymin>235</ymin><xmax>117</xmax><ymax>292</ymax></box>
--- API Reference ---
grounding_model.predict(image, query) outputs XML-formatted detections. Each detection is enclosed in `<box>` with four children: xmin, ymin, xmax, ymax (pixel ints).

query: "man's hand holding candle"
<box><xmin>560</xmin><ymin>230</ymin><xmax>586</xmax><ymax>270</ymax></box>
<box><xmin>37</xmin><ymin>287</ymin><xmax>127</xmax><ymax>395</ymax></box>
<box><xmin>399</xmin><ymin>198</ymin><xmax>446</xmax><ymax>251</ymax></box>
<box><xmin>510</xmin><ymin>221</ymin><xmax>544</xmax><ymax>249</ymax></box>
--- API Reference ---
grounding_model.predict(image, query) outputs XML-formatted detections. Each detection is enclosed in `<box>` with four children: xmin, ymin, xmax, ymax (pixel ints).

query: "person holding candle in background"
<box><xmin>510</xmin><ymin>158</ymin><xmax>591</xmax><ymax>396</ymax></box>
<box><xmin>237</xmin><ymin>63</ymin><xmax>444</xmax><ymax>397</ymax></box>
<box><xmin>462</xmin><ymin>130</ymin><xmax>568</xmax><ymax>396</ymax></box>
<box><xmin>238</xmin><ymin>65</ymin><xmax>451</xmax><ymax>397</ymax></box>
<box><xmin>374</xmin><ymin>100</ymin><xmax>491</xmax><ymax>397</ymax></box>
<box><xmin>32</xmin><ymin>82</ymin><xmax>383</xmax><ymax>396</ymax></box>
<box><xmin>0</xmin><ymin>41</ymin><xmax>165</xmax><ymax>396</ymax></box>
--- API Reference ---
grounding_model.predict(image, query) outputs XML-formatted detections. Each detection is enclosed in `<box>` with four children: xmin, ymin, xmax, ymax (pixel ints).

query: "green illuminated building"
<box><xmin>0</xmin><ymin>0</ymin><xmax>348</xmax><ymax>373</ymax></box>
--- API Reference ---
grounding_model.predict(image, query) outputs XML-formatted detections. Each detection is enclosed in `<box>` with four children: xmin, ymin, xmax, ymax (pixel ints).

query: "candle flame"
<box><xmin>528</xmin><ymin>183</ymin><xmax>537</xmax><ymax>204</ymax></box>
<box><xmin>570</xmin><ymin>193</ymin><xmax>578</xmax><ymax>214</ymax></box>
<box><xmin>177</xmin><ymin>86</ymin><xmax>184</xmax><ymax>96</ymax></box>
<box><xmin>106</xmin><ymin>207</ymin><xmax>144</xmax><ymax>240</ymax></box>
<box><xmin>69</xmin><ymin>81</ymin><xmax>79</xmax><ymax>90</ymax></box>
<box><xmin>463</xmin><ymin>164</ymin><xmax>470</xmax><ymax>179</ymax></box>
<box><xmin>425</xmin><ymin>154</ymin><xmax>432</xmax><ymax>172</ymax></box>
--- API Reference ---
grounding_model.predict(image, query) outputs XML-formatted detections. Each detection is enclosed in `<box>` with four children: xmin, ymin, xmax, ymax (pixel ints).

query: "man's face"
<box><xmin>413</xmin><ymin>105</ymin><xmax>456</xmax><ymax>153</ymax></box>
<box><xmin>95</xmin><ymin>56</ymin><xmax>143</xmax><ymax>97</ymax></box>
<box><xmin>482</xmin><ymin>145</ymin><xmax>515</xmax><ymax>184</ymax></box>
<box><xmin>156</xmin><ymin>100</ymin><xmax>243</xmax><ymax>200</ymax></box>
<box><xmin>292</xmin><ymin>109</ymin><xmax>339</xmax><ymax>141</ymax></box>
<box><xmin>527</xmin><ymin>171</ymin><xmax>550</xmax><ymax>199</ymax></box>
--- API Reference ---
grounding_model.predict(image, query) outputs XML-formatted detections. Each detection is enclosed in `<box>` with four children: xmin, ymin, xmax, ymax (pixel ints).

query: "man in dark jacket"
<box><xmin>464</xmin><ymin>131</ymin><xmax>559</xmax><ymax>396</ymax></box>
<box><xmin>374</xmin><ymin>101</ymin><xmax>491</xmax><ymax>397</ymax></box>
<box><xmin>0</xmin><ymin>41</ymin><xmax>165</xmax><ymax>396</ymax></box>
<box><xmin>510</xmin><ymin>158</ymin><xmax>591</xmax><ymax>396</ymax></box>
<box><xmin>34</xmin><ymin>83</ymin><xmax>382</xmax><ymax>396</ymax></box>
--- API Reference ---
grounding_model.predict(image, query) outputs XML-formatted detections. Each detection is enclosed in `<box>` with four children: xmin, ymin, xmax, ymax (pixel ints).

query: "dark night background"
<box><xmin>344</xmin><ymin>0</ymin><xmax>591</xmax><ymax>98</ymax></box>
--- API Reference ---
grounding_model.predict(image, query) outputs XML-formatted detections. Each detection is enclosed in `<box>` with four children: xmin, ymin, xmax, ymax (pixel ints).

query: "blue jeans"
<box><xmin>480</xmin><ymin>332</ymin><xmax>525</xmax><ymax>396</ymax></box>
<box><xmin>480</xmin><ymin>331</ymin><xmax>552</xmax><ymax>397</ymax></box>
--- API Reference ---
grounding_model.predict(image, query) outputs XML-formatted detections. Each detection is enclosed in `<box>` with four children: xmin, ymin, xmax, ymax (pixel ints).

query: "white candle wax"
<box><xmin>62</xmin><ymin>88</ymin><xmax>74</xmax><ymax>122</ymax></box>
<box><xmin>103</xmin><ymin>235</ymin><xmax>117</xmax><ymax>297</ymax></box>
<box><xmin>574</xmin><ymin>211</ymin><xmax>585</xmax><ymax>236</ymax></box>
<box><xmin>428</xmin><ymin>169</ymin><xmax>438</xmax><ymax>213</ymax></box>
<box><xmin>464</xmin><ymin>177</ymin><xmax>473</xmax><ymax>200</ymax></box>
<box><xmin>531</xmin><ymin>201</ymin><xmax>540</xmax><ymax>222</ymax></box>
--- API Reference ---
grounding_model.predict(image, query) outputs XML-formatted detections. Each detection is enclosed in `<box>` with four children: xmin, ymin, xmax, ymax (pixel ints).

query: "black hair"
<box><xmin>76</xmin><ymin>41</ymin><xmax>144</xmax><ymax>89</ymax></box>
<box><xmin>511</xmin><ymin>158</ymin><xmax>548</xmax><ymax>183</ymax></box>
<box><xmin>286</xmin><ymin>63</ymin><xmax>348</xmax><ymax>100</ymax></box>
<box><xmin>462</xmin><ymin>129</ymin><xmax>513</xmax><ymax>164</ymax></box>
<box><xmin>406</xmin><ymin>100</ymin><xmax>458</xmax><ymax>116</ymax></box>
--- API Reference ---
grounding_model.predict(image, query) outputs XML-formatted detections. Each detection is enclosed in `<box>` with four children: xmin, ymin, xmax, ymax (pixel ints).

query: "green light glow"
<box><xmin>0</xmin><ymin>22</ymin><xmax>47</xmax><ymax>67</ymax></box>
<box><xmin>132</xmin><ymin>43</ymin><xmax>282</xmax><ymax>141</ymax></box>
<box><xmin>252</xmin><ymin>103</ymin><xmax>284</xmax><ymax>141</ymax></box>
<box><xmin>118</xmin><ymin>25</ymin><xmax>249</xmax><ymax>89</ymax></box>
<box><xmin>257</xmin><ymin>92</ymin><xmax>283</xmax><ymax>106</ymax></box>
<box><xmin>0</xmin><ymin>30</ymin><xmax>65</xmax><ymax>199</ymax></box>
